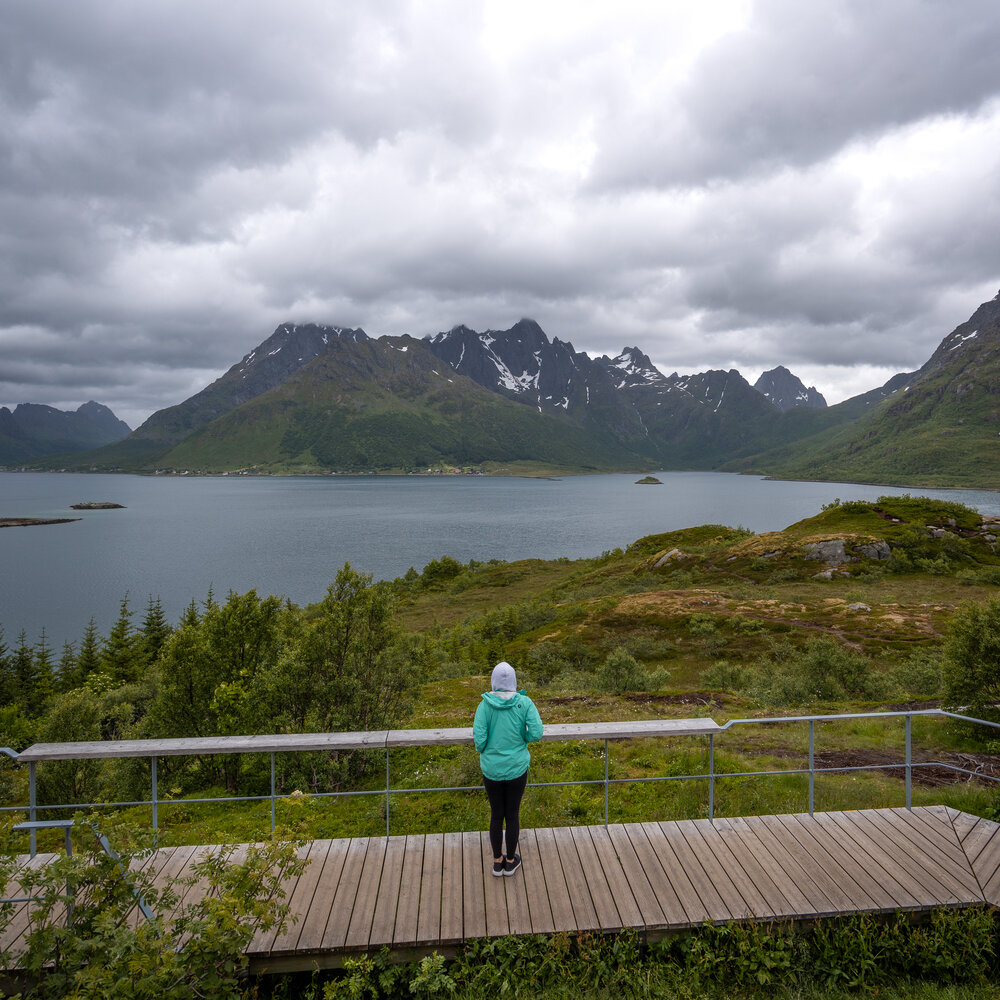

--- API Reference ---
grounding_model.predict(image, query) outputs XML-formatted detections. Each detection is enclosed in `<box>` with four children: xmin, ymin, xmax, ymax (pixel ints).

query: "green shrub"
<box><xmin>3</xmin><ymin>818</ymin><xmax>305</xmax><ymax>1000</ymax></box>
<box><xmin>943</xmin><ymin>596</ymin><xmax>1000</xmax><ymax>721</ymax></box>
<box><xmin>598</xmin><ymin>647</ymin><xmax>646</xmax><ymax>693</ymax></box>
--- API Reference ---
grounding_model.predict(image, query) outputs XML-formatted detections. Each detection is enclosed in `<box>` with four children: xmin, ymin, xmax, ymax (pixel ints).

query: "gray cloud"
<box><xmin>1</xmin><ymin>0</ymin><xmax>999</xmax><ymax>427</ymax></box>
<box><xmin>592</xmin><ymin>0</ymin><xmax>1000</xmax><ymax>188</ymax></box>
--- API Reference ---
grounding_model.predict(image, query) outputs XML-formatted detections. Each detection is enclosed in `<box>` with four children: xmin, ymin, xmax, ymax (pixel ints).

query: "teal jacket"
<box><xmin>473</xmin><ymin>690</ymin><xmax>544</xmax><ymax>781</ymax></box>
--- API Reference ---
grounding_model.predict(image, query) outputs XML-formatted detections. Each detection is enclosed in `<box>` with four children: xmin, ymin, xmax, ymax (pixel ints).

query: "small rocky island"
<box><xmin>635</xmin><ymin>476</ymin><xmax>663</xmax><ymax>485</ymax></box>
<box><xmin>70</xmin><ymin>501</ymin><xmax>126</xmax><ymax>509</ymax></box>
<box><xmin>0</xmin><ymin>517</ymin><xmax>81</xmax><ymax>528</ymax></box>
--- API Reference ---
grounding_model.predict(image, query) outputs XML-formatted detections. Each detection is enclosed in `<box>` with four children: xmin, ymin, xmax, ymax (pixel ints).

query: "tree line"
<box><xmin>0</xmin><ymin>565</ymin><xmax>414</xmax><ymax>807</ymax></box>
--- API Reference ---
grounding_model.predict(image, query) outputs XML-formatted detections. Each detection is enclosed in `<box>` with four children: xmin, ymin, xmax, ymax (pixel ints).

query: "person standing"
<box><xmin>473</xmin><ymin>661</ymin><xmax>544</xmax><ymax>876</ymax></box>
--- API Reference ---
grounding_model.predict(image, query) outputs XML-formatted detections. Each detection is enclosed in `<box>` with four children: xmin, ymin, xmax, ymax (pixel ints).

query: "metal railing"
<box><xmin>2</xmin><ymin>710</ymin><xmax>998</xmax><ymax>857</ymax></box>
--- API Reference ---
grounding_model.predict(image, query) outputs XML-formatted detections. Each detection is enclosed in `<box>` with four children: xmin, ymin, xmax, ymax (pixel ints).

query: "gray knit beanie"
<box><xmin>491</xmin><ymin>661</ymin><xmax>517</xmax><ymax>692</ymax></box>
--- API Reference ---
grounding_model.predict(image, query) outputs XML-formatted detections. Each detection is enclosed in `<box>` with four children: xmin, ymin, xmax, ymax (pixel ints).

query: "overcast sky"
<box><xmin>2</xmin><ymin>0</ymin><xmax>1000</xmax><ymax>428</ymax></box>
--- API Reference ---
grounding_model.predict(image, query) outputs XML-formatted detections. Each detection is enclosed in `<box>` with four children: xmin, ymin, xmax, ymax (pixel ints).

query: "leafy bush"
<box><xmin>944</xmin><ymin>596</ymin><xmax>1000</xmax><ymax>721</ymax></box>
<box><xmin>2</xmin><ymin>818</ymin><xmax>305</xmax><ymax>999</ymax></box>
<box><xmin>598</xmin><ymin>647</ymin><xmax>646</xmax><ymax>693</ymax></box>
<box><xmin>888</xmin><ymin>650</ymin><xmax>943</xmax><ymax>697</ymax></box>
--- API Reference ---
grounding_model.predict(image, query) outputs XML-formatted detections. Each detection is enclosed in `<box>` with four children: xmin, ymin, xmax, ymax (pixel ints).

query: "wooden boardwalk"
<box><xmin>3</xmin><ymin>806</ymin><xmax>999</xmax><ymax>973</ymax></box>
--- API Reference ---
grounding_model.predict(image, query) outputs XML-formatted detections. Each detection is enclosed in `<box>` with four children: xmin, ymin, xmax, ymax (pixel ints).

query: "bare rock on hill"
<box><xmin>803</xmin><ymin>539</ymin><xmax>852</xmax><ymax>565</ymax></box>
<box><xmin>858</xmin><ymin>541</ymin><xmax>891</xmax><ymax>560</ymax></box>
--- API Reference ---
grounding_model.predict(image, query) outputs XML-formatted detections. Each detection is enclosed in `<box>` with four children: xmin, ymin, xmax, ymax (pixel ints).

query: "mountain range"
<box><xmin>0</xmin><ymin>402</ymin><xmax>130</xmax><ymax>464</ymax></box>
<box><xmin>25</xmin><ymin>290</ymin><xmax>1000</xmax><ymax>487</ymax></box>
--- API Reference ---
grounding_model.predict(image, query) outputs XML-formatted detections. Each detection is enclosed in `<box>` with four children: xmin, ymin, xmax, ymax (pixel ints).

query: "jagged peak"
<box><xmin>238</xmin><ymin>322</ymin><xmax>368</xmax><ymax>370</ymax></box>
<box><xmin>754</xmin><ymin>366</ymin><xmax>827</xmax><ymax>411</ymax></box>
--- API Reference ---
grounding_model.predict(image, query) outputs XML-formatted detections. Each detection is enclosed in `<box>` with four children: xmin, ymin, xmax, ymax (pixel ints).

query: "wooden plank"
<box><xmin>880</xmin><ymin>808</ymin><xmax>971</xmax><ymax>871</ymax></box>
<box><xmin>695</xmin><ymin>820</ymin><xmax>795</xmax><ymax>917</ymax></box>
<box><xmin>902</xmin><ymin>807</ymin><xmax>976</xmax><ymax>868</ymax></box>
<box><xmin>502</xmin><ymin>840</ymin><xmax>533</xmax><ymax>935</ymax></box>
<box><xmin>955</xmin><ymin>815</ymin><xmax>1000</xmax><ymax>867</ymax></box>
<box><xmin>263</xmin><ymin>840</ymin><xmax>333</xmax><ymax>954</ymax></box>
<box><xmin>169</xmin><ymin>843</ymin><xmax>226</xmax><ymax>919</ymax></box>
<box><xmin>532</xmin><ymin>826</ymin><xmax>576</xmax><ymax>932</ymax></box>
<box><xmin>369</xmin><ymin>836</ymin><xmax>406</xmax><ymax>948</ymax></box>
<box><xmin>17</xmin><ymin>718</ymin><xmax>719</xmax><ymax>762</ymax></box>
<box><xmin>819</xmin><ymin>812</ymin><xmax>937</xmax><ymax>907</ymax></box>
<box><xmin>634</xmin><ymin>821</ymin><xmax>708</xmax><ymax>924</ymax></box>
<box><xmin>552</xmin><ymin>825</ymin><xmax>600</xmax><ymax>931</ymax></box>
<box><xmin>0</xmin><ymin>853</ymin><xmax>59</xmax><ymax>956</ymax></box>
<box><xmin>771</xmin><ymin>814</ymin><xmax>881</xmax><ymax>911</ymax></box>
<box><xmin>462</xmin><ymin>831</ymin><xmax>486</xmax><ymax>940</ymax></box>
<box><xmin>950</xmin><ymin>811</ymin><xmax>981</xmax><ymax>844</ymax></box>
<box><xmin>571</xmin><ymin>825</ymin><xmax>625</xmax><ymax>931</ymax></box>
<box><xmin>711</xmin><ymin>818</ymin><xmax>804</xmax><ymax>917</ymax></box>
<box><xmin>321</xmin><ymin>837</ymin><xmax>370</xmax><ymax>951</ymax></box>
<box><xmin>174</xmin><ymin>844</ymin><xmax>250</xmax><ymax>950</ymax></box>
<box><xmin>605</xmin><ymin>824</ymin><xmax>666</xmax><ymax>927</ymax></box>
<box><xmin>620</xmin><ymin>823</ymin><xmax>691</xmax><ymax>925</ymax></box>
<box><xmin>392</xmin><ymin>834</ymin><xmax>424</xmax><ymax>947</ymax></box>
<box><xmin>296</xmin><ymin>838</ymin><xmax>350</xmax><ymax>953</ymax></box>
<box><xmin>983</xmin><ymin>847</ymin><xmax>1000</xmax><ymax>906</ymax></box>
<box><xmin>345</xmin><ymin>837</ymin><xmax>388</xmax><ymax>949</ymax></box>
<box><xmin>726</xmin><ymin>816</ymin><xmax>831</xmax><ymax>915</ymax></box>
<box><xmin>588</xmin><ymin>825</ymin><xmax>643</xmax><ymax>928</ymax></box>
<box><xmin>507</xmin><ymin>830</ymin><xmax>556</xmax><ymax>934</ymax></box>
<box><xmin>130</xmin><ymin>843</ymin><xmax>199</xmax><ymax>930</ymax></box>
<box><xmin>540</xmin><ymin>719</ymin><xmax>721</xmax><ymax>741</ymax></box>
<box><xmin>973</xmin><ymin>830</ymin><xmax>1000</xmax><ymax>892</ymax></box>
<box><xmin>688</xmin><ymin>819</ymin><xmax>775</xmax><ymax>918</ymax></box>
<box><xmin>482</xmin><ymin>831</ymin><xmax>509</xmax><ymax>939</ymax></box>
<box><xmin>655</xmin><ymin>821</ymin><xmax>732</xmax><ymax>921</ymax></box>
<box><xmin>417</xmin><ymin>833</ymin><xmax>443</xmax><ymax>944</ymax></box>
<box><xmin>439</xmin><ymin>833</ymin><xmax>464</xmax><ymax>945</ymax></box>
<box><xmin>673</xmin><ymin>820</ymin><xmax>757</xmax><ymax>919</ymax></box>
<box><xmin>858</xmin><ymin>810</ymin><xmax>979</xmax><ymax>901</ymax></box>
<box><xmin>254</xmin><ymin>840</ymin><xmax>320</xmax><ymax>953</ymax></box>
<box><xmin>779</xmin><ymin>814</ymin><xmax>896</xmax><ymax>910</ymax></box>
<box><xmin>742</xmin><ymin>815</ymin><xmax>849</xmax><ymax>914</ymax></box>
<box><xmin>19</xmin><ymin>730</ymin><xmax>390</xmax><ymax>761</ymax></box>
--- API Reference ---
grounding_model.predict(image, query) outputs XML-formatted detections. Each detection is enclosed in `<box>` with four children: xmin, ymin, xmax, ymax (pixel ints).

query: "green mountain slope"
<box><xmin>729</xmin><ymin>294</ymin><xmax>1000</xmax><ymax>487</ymax></box>
<box><xmin>159</xmin><ymin>336</ymin><xmax>647</xmax><ymax>473</ymax></box>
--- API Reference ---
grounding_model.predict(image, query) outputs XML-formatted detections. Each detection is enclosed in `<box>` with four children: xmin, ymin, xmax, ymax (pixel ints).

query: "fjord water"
<box><xmin>2</xmin><ymin>471</ymin><xmax>999</xmax><ymax>647</ymax></box>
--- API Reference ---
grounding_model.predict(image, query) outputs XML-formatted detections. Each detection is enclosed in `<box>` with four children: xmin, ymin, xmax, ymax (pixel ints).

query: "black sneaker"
<box><xmin>503</xmin><ymin>853</ymin><xmax>521</xmax><ymax>876</ymax></box>
<box><xmin>492</xmin><ymin>859</ymin><xmax>505</xmax><ymax>877</ymax></box>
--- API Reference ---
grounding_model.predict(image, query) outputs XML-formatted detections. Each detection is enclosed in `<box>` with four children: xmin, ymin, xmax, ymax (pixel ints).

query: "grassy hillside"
<box><xmin>733</xmin><ymin>297</ymin><xmax>1000</xmax><ymax>488</ymax></box>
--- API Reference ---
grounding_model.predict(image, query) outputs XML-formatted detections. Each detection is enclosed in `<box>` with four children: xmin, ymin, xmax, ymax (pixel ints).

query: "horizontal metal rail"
<box><xmin>2</xmin><ymin>709</ymin><xmax>997</xmax><ymax>856</ymax></box>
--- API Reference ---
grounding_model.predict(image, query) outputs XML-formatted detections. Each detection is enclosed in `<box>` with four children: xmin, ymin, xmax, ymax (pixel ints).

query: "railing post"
<box><xmin>808</xmin><ymin>720</ymin><xmax>815</xmax><ymax>816</ymax></box>
<box><xmin>708</xmin><ymin>734</ymin><xmax>715</xmax><ymax>823</ymax></box>
<box><xmin>28</xmin><ymin>762</ymin><xmax>37</xmax><ymax>857</ymax></box>
<box><xmin>385</xmin><ymin>747</ymin><xmax>390</xmax><ymax>838</ymax></box>
<box><xmin>905</xmin><ymin>714</ymin><xmax>912</xmax><ymax>810</ymax></box>
<box><xmin>150</xmin><ymin>757</ymin><xmax>158</xmax><ymax>832</ymax></box>
<box><xmin>270</xmin><ymin>753</ymin><xmax>276</xmax><ymax>836</ymax></box>
<box><xmin>604</xmin><ymin>739</ymin><xmax>609</xmax><ymax>828</ymax></box>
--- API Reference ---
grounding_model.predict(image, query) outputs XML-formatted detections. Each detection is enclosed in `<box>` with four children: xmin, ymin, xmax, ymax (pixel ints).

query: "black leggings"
<box><xmin>483</xmin><ymin>770</ymin><xmax>528</xmax><ymax>859</ymax></box>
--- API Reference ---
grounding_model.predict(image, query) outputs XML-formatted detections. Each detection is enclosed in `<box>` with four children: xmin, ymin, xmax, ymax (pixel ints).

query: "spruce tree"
<box><xmin>11</xmin><ymin>630</ymin><xmax>36</xmax><ymax>712</ymax></box>
<box><xmin>178</xmin><ymin>599</ymin><xmax>200</xmax><ymax>630</ymax></box>
<box><xmin>100</xmin><ymin>596</ymin><xmax>139</xmax><ymax>685</ymax></box>
<box><xmin>75</xmin><ymin>619</ymin><xmax>101</xmax><ymax>687</ymax></box>
<box><xmin>57</xmin><ymin>641</ymin><xmax>78</xmax><ymax>692</ymax></box>
<box><xmin>32</xmin><ymin>630</ymin><xmax>56</xmax><ymax>712</ymax></box>
<box><xmin>0</xmin><ymin>626</ymin><xmax>12</xmax><ymax>704</ymax></box>
<box><xmin>140</xmin><ymin>595</ymin><xmax>171</xmax><ymax>665</ymax></box>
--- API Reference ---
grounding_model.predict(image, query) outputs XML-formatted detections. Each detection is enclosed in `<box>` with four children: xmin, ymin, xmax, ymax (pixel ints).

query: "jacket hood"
<box><xmin>481</xmin><ymin>690</ymin><xmax>526</xmax><ymax>709</ymax></box>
